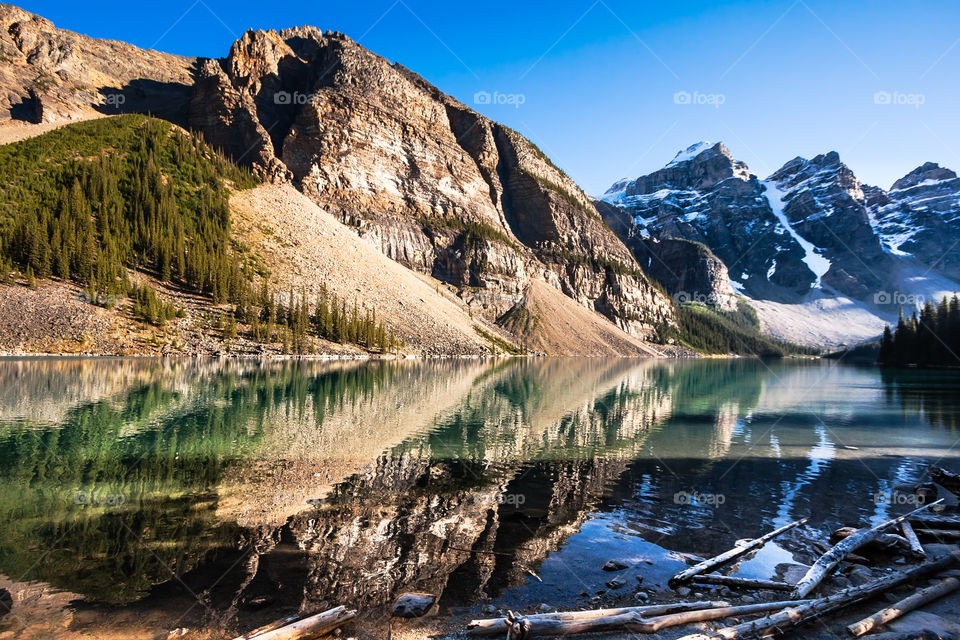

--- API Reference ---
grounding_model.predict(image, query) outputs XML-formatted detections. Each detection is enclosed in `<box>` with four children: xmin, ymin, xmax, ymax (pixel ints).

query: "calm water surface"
<box><xmin>0</xmin><ymin>357</ymin><xmax>957</xmax><ymax>633</ymax></box>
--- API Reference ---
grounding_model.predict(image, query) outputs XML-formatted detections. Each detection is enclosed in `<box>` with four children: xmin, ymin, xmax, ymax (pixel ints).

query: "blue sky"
<box><xmin>23</xmin><ymin>0</ymin><xmax>960</xmax><ymax>195</ymax></box>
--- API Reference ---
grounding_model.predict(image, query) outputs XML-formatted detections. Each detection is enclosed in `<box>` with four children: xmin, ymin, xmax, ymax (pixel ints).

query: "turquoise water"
<box><xmin>0</xmin><ymin>357</ymin><xmax>956</xmax><ymax>631</ymax></box>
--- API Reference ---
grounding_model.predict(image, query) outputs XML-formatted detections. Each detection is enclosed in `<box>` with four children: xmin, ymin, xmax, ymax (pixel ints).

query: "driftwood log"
<box><xmin>846</xmin><ymin>576</ymin><xmax>960</xmax><ymax>637</ymax></box>
<box><xmin>831</xmin><ymin>526</ymin><xmax>910</xmax><ymax>551</ymax></box>
<box><xmin>791</xmin><ymin>500</ymin><xmax>942</xmax><ymax>599</ymax></box>
<box><xmin>929</xmin><ymin>466</ymin><xmax>960</xmax><ymax>498</ymax></box>
<box><xmin>677</xmin><ymin>552</ymin><xmax>959</xmax><ymax>640</ymax></box>
<box><xmin>231</xmin><ymin>606</ymin><xmax>356</xmax><ymax>640</ymax></box>
<box><xmin>900</xmin><ymin>521</ymin><xmax>926</xmax><ymax>558</ymax></box>
<box><xmin>670</xmin><ymin>518</ymin><xmax>808</xmax><ymax>587</ymax></box>
<box><xmin>467</xmin><ymin>600</ymin><xmax>730</xmax><ymax>632</ymax></box>
<box><xmin>467</xmin><ymin>600</ymin><xmax>810</xmax><ymax>637</ymax></box>
<box><xmin>690</xmin><ymin>574</ymin><xmax>793</xmax><ymax>591</ymax></box>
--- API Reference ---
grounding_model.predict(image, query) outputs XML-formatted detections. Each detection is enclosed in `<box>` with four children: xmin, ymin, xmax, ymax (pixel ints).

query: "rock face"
<box><xmin>595</xmin><ymin>199</ymin><xmax>737</xmax><ymax>311</ymax></box>
<box><xmin>186</xmin><ymin>28</ymin><xmax>674</xmax><ymax>337</ymax></box>
<box><xmin>601</xmin><ymin>141</ymin><xmax>960</xmax><ymax>312</ymax></box>
<box><xmin>766</xmin><ymin>151</ymin><xmax>891</xmax><ymax>300</ymax></box>
<box><xmin>601</xmin><ymin>142</ymin><xmax>809</xmax><ymax>302</ymax></box>
<box><xmin>0</xmin><ymin>4</ymin><xmax>195</xmax><ymax>123</ymax></box>
<box><xmin>868</xmin><ymin>162</ymin><xmax>960</xmax><ymax>280</ymax></box>
<box><xmin>0</xmin><ymin>7</ymin><xmax>675</xmax><ymax>342</ymax></box>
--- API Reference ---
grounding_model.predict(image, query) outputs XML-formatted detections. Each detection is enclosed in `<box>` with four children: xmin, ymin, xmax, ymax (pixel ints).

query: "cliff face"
<box><xmin>0</xmin><ymin>7</ymin><xmax>674</xmax><ymax>346</ymax></box>
<box><xmin>595</xmin><ymin>199</ymin><xmax>738</xmax><ymax>312</ymax></box>
<box><xmin>0</xmin><ymin>4</ymin><xmax>195</xmax><ymax>123</ymax></box>
<box><xmin>187</xmin><ymin>28</ymin><xmax>674</xmax><ymax>337</ymax></box>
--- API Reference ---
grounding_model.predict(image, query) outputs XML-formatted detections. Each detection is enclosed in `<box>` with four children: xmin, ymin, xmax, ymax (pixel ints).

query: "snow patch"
<box><xmin>762</xmin><ymin>180</ymin><xmax>832</xmax><ymax>288</ymax></box>
<box><xmin>667</xmin><ymin>141</ymin><xmax>713</xmax><ymax>167</ymax></box>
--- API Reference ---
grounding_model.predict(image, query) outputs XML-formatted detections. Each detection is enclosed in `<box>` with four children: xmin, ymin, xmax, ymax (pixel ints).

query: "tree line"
<box><xmin>0</xmin><ymin>115</ymin><xmax>400</xmax><ymax>354</ymax></box>
<box><xmin>878</xmin><ymin>295</ymin><xmax>960</xmax><ymax>367</ymax></box>
<box><xmin>0</xmin><ymin>115</ymin><xmax>257</xmax><ymax>306</ymax></box>
<box><xmin>228</xmin><ymin>282</ymin><xmax>400</xmax><ymax>354</ymax></box>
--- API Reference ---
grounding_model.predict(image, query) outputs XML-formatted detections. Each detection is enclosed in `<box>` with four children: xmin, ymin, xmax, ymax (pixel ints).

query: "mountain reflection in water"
<box><xmin>0</xmin><ymin>357</ymin><xmax>957</xmax><ymax>635</ymax></box>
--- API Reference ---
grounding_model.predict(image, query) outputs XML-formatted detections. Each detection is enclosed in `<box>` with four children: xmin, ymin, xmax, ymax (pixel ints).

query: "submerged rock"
<box><xmin>602</xmin><ymin>560</ymin><xmax>628</xmax><ymax>571</ymax></box>
<box><xmin>605</xmin><ymin>577</ymin><xmax>627</xmax><ymax>589</ymax></box>
<box><xmin>391</xmin><ymin>592</ymin><xmax>436</xmax><ymax>618</ymax></box>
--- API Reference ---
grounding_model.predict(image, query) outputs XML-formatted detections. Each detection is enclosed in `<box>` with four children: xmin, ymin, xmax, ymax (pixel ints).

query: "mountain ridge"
<box><xmin>600</xmin><ymin>141</ymin><xmax>960</xmax><ymax>346</ymax></box>
<box><xmin>0</xmin><ymin>5</ymin><xmax>687</xmax><ymax>356</ymax></box>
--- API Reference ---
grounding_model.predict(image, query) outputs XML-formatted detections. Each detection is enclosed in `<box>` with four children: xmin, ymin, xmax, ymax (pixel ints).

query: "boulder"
<box><xmin>391</xmin><ymin>592</ymin><xmax>436</xmax><ymax>618</ymax></box>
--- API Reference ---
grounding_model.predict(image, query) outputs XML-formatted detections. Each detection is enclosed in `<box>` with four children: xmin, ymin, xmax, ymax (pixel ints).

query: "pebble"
<box><xmin>483</xmin><ymin>604</ymin><xmax>497</xmax><ymax>614</ymax></box>
<box><xmin>539</xmin><ymin>603</ymin><xmax>552</xmax><ymax>612</ymax></box>
<box><xmin>634</xmin><ymin>591</ymin><xmax>650</xmax><ymax>603</ymax></box>
<box><xmin>740</xmin><ymin>595</ymin><xmax>756</xmax><ymax>604</ymax></box>
<box><xmin>675</xmin><ymin>586</ymin><xmax>691</xmax><ymax>597</ymax></box>
<box><xmin>635</xmin><ymin>575</ymin><xmax>644</xmax><ymax>584</ymax></box>
<box><xmin>605</xmin><ymin>577</ymin><xmax>627</xmax><ymax>589</ymax></box>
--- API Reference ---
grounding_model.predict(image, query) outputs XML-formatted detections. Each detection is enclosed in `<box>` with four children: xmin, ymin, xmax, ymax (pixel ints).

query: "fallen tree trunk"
<box><xmin>846</xmin><ymin>576</ymin><xmax>960</xmax><ymax>637</ymax></box>
<box><xmin>467</xmin><ymin>600</ymin><xmax>810</xmax><ymax>637</ymax></box>
<box><xmin>676</xmin><ymin>552</ymin><xmax>959</xmax><ymax>640</ymax></box>
<box><xmin>690</xmin><ymin>574</ymin><xmax>793</xmax><ymax>591</ymax></box>
<box><xmin>233</xmin><ymin>606</ymin><xmax>356</xmax><ymax>640</ymax></box>
<box><xmin>929</xmin><ymin>466</ymin><xmax>960</xmax><ymax>498</ymax></box>
<box><xmin>235</xmin><ymin>614</ymin><xmax>304</xmax><ymax>640</ymax></box>
<box><xmin>670</xmin><ymin>518</ymin><xmax>808</xmax><ymax>587</ymax></box>
<box><xmin>791</xmin><ymin>500</ymin><xmax>942</xmax><ymax>599</ymax></box>
<box><xmin>466</xmin><ymin>601</ymin><xmax>730</xmax><ymax>635</ymax></box>
<box><xmin>900</xmin><ymin>521</ymin><xmax>925</xmax><ymax>559</ymax></box>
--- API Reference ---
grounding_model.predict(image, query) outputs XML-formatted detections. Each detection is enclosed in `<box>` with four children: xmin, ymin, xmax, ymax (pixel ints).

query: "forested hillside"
<box><xmin>0</xmin><ymin>115</ymin><xmax>257</xmax><ymax>302</ymax></box>
<box><xmin>878</xmin><ymin>296</ymin><xmax>960</xmax><ymax>367</ymax></box>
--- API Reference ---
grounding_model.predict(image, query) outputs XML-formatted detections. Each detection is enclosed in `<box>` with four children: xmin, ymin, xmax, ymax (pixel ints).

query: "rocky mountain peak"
<box><xmin>767</xmin><ymin>150</ymin><xmax>864</xmax><ymax>205</ymax></box>
<box><xmin>602</xmin><ymin>141</ymin><xmax>753</xmax><ymax>203</ymax></box>
<box><xmin>891</xmin><ymin>162</ymin><xmax>957</xmax><ymax>191</ymax></box>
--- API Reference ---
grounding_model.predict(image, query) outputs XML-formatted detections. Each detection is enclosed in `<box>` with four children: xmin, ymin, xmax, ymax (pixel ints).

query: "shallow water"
<box><xmin>0</xmin><ymin>357</ymin><xmax>957</xmax><ymax>633</ymax></box>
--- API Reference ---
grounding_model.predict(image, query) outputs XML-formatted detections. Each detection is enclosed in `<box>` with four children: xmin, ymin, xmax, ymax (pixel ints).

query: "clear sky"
<box><xmin>21</xmin><ymin>0</ymin><xmax>960</xmax><ymax>195</ymax></box>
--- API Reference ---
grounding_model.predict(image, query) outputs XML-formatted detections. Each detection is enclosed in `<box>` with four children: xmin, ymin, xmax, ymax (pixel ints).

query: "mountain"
<box><xmin>867</xmin><ymin>162</ymin><xmax>960</xmax><ymax>280</ymax></box>
<box><xmin>186</xmin><ymin>27</ymin><xmax>674</xmax><ymax>338</ymax></box>
<box><xmin>600</xmin><ymin>142</ymin><xmax>960</xmax><ymax>347</ymax></box>
<box><xmin>0</xmin><ymin>4</ymin><xmax>194</xmax><ymax>123</ymax></box>
<box><xmin>0</xmin><ymin>5</ymin><xmax>678</xmax><ymax>356</ymax></box>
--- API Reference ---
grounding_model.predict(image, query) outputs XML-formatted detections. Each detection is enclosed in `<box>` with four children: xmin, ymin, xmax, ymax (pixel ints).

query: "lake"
<box><xmin>0</xmin><ymin>357</ymin><xmax>958</xmax><ymax>638</ymax></box>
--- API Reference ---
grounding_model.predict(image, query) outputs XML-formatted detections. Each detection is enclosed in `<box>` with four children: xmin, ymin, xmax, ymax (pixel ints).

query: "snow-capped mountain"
<box><xmin>867</xmin><ymin>162</ymin><xmax>960</xmax><ymax>280</ymax></box>
<box><xmin>599</xmin><ymin>142</ymin><xmax>960</xmax><ymax>346</ymax></box>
